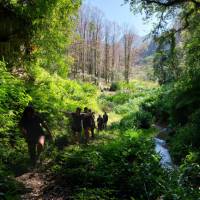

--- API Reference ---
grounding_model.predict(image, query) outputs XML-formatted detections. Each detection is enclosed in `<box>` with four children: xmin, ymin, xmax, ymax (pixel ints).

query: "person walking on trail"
<box><xmin>97</xmin><ymin>115</ymin><xmax>104</xmax><ymax>131</ymax></box>
<box><xmin>90</xmin><ymin>111</ymin><xmax>96</xmax><ymax>139</ymax></box>
<box><xmin>103</xmin><ymin>112</ymin><xmax>108</xmax><ymax>129</ymax></box>
<box><xmin>19</xmin><ymin>106</ymin><xmax>52</xmax><ymax>165</ymax></box>
<box><xmin>65</xmin><ymin>107</ymin><xmax>83</xmax><ymax>143</ymax></box>
<box><xmin>82</xmin><ymin>107</ymin><xmax>92</xmax><ymax>143</ymax></box>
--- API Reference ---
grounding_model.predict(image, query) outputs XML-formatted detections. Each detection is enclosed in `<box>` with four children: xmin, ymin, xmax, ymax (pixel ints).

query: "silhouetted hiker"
<box><xmin>90</xmin><ymin>111</ymin><xmax>96</xmax><ymax>138</ymax></box>
<box><xmin>19</xmin><ymin>106</ymin><xmax>52</xmax><ymax>165</ymax></box>
<box><xmin>103</xmin><ymin>112</ymin><xmax>108</xmax><ymax>129</ymax></box>
<box><xmin>82</xmin><ymin>107</ymin><xmax>91</xmax><ymax>143</ymax></box>
<box><xmin>97</xmin><ymin>115</ymin><xmax>104</xmax><ymax>131</ymax></box>
<box><xmin>64</xmin><ymin>107</ymin><xmax>83</xmax><ymax>143</ymax></box>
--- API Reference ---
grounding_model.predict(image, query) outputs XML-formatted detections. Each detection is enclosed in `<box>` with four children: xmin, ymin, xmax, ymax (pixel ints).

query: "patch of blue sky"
<box><xmin>83</xmin><ymin>0</ymin><xmax>157</xmax><ymax>36</ymax></box>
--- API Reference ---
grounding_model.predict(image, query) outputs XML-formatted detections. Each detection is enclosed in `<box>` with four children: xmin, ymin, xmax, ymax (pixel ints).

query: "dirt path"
<box><xmin>16</xmin><ymin>170</ymin><xmax>46</xmax><ymax>200</ymax></box>
<box><xmin>16</xmin><ymin>168</ymin><xmax>71</xmax><ymax>200</ymax></box>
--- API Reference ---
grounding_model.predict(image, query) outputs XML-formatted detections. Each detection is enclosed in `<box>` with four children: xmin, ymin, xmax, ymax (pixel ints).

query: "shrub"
<box><xmin>166</xmin><ymin>75</ymin><xmax>200</xmax><ymax>126</ymax></box>
<box><xmin>0</xmin><ymin>61</ymin><xmax>31</xmax><ymax>138</ymax></box>
<box><xmin>0</xmin><ymin>169</ymin><xmax>23</xmax><ymax>200</ymax></box>
<box><xmin>120</xmin><ymin>110</ymin><xmax>153</xmax><ymax>130</ymax></box>
<box><xmin>169</xmin><ymin>109</ymin><xmax>200</xmax><ymax>164</ymax></box>
<box><xmin>109</xmin><ymin>82</ymin><xmax>120</xmax><ymax>91</ymax></box>
<box><xmin>135</xmin><ymin>111</ymin><xmax>153</xmax><ymax>129</ymax></box>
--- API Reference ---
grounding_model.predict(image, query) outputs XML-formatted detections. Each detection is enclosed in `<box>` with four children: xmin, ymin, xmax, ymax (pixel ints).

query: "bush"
<box><xmin>0</xmin><ymin>61</ymin><xmax>31</xmax><ymax>138</ymax></box>
<box><xmin>109</xmin><ymin>82</ymin><xmax>120</xmax><ymax>91</ymax></box>
<box><xmin>168</xmin><ymin>75</ymin><xmax>200</xmax><ymax>126</ymax></box>
<box><xmin>140</xmin><ymin>85</ymin><xmax>174</xmax><ymax>124</ymax></box>
<box><xmin>135</xmin><ymin>111</ymin><xmax>153</xmax><ymax>129</ymax></box>
<box><xmin>169</xmin><ymin>109</ymin><xmax>200</xmax><ymax>164</ymax></box>
<box><xmin>0</xmin><ymin>169</ymin><xmax>23</xmax><ymax>200</ymax></box>
<box><xmin>120</xmin><ymin>110</ymin><xmax>153</xmax><ymax>130</ymax></box>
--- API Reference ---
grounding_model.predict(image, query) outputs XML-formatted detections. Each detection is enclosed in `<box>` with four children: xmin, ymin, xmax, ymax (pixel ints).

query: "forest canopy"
<box><xmin>0</xmin><ymin>0</ymin><xmax>81</xmax><ymax>76</ymax></box>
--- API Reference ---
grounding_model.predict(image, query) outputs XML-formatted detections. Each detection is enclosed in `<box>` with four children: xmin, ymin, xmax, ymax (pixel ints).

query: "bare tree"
<box><xmin>110</xmin><ymin>22</ymin><xmax>121</xmax><ymax>81</ymax></box>
<box><xmin>123</xmin><ymin>27</ymin><xmax>135</xmax><ymax>83</ymax></box>
<box><xmin>104</xmin><ymin>21</ymin><xmax>111</xmax><ymax>83</ymax></box>
<box><xmin>70</xmin><ymin>4</ymin><xmax>142</xmax><ymax>84</ymax></box>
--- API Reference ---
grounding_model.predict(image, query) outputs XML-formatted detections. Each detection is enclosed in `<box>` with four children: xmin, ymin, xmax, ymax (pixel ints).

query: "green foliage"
<box><xmin>109</xmin><ymin>82</ymin><xmax>121</xmax><ymax>91</ymax></box>
<box><xmin>169</xmin><ymin>109</ymin><xmax>200</xmax><ymax>164</ymax></box>
<box><xmin>153</xmin><ymin>31</ymin><xmax>181</xmax><ymax>84</ymax></box>
<box><xmin>0</xmin><ymin>61</ymin><xmax>31</xmax><ymax>136</ymax></box>
<box><xmin>50</xmin><ymin>128</ymin><xmax>199</xmax><ymax>199</ymax></box>
<box><xmin>73</xmin><ymin>188</ymin><xmax>117</xmax><ymax>200</ymax></box>
<box><xmin>179</xmin><ymin>157</ymin><xmax>200</xmax><ymax>190</ymax></box>
<box><xmin>0</xmin><ymin>58</ymin><xmax>98</xmax><ymax>185</ymax></box>
<box><xmin>141</xmin><ymin>85</ymin><xmax>174</xmax><ymax>124</ymax></box>
<box><xmin>120</xmin><ymin>110</ymin><xmax>153</xmax><ymax>130</ymax></box>
<box><xmin>0</xmin><ymin>1</ymin><xmax>95</xmax><ymax>196</ymax></box>
<box><xmin>0</xmin><ymin>66</ymin><xmax>29</xmax><ymax>198</ymax></box>
<box><xmin>167</xmin><ymin>79</ymin><xmax>200</xmax><ymax>125</ymax></box>
<box><xmin>0</xmin><ymin>169</ymin><xmax>23</xmax><ymax>200</ymax></box>
<box><xmin>184</xmin><ymin>11</ymin><xmax>200</xmax><ymax>76</ymax></box>
<box><xmin>174</xmin><ymin>155</ymin><xmax>200</xmax><ymax>200</ymax></box>
<box><xmin>105</xmin><ymin>92</ymin><xmax>132</xmax><ymax>105</ymax></box>
<box><xmin>0</xmin><ymin>59</ymin><xmax>98</xmax><ymax>198</ymax></box>
<box><xmin>26</xmin><ymin>65</ymin><xmax>98</xmax><ymax>135</ymax></box>
<box><xmin>99</xmin><ymin>81</ymin><xmax>157</xmax><ymax>115</ymax></box>
<box><xmin>1</xmin><ymin>1</ymin><xmax>200</xmax><ymax>199</ymax></box>
<box><xmin>51</xmin><ymin>136</ymin><xmax>169</xmax><ymax>200</ymax></box>
<box><xmin>2</xmin><ymin>0</ymin><xmax>81</xmax><ymax>76</ymax></box>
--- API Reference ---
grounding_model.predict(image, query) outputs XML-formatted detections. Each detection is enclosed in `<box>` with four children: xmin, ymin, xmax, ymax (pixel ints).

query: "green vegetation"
<box><xmin>109</xmin><ymin>82</ymin><xmax>121</xmax><ymax>91</ymax></box>
<box><xmin>51</xmin><ymin>136</ymin><xmax>167</xmax><ymax>200</ymax></box>
<box><xmin>0</xmin><ymin>0</ymin><xmax>200</xmax><ymax>199</ymax></box>
<box><xmin>45</xmin><ymin>81</ymin><xmax>198</xmax><ymax>200</ymax></box>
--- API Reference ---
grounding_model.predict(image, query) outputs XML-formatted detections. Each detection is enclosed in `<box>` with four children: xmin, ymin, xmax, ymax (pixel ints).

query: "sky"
<box><xmin>84</xmin><ymin>0</ymin><xmax>155</xmax><ymax>36</ymax></box>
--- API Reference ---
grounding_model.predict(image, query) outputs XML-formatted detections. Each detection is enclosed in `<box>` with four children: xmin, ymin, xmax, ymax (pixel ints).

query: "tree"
<box><xmin>124</xmin><ymin>0</ymin><xmax>200</xmax><ymax>34</ymax></box>
<box><xmin>110</xmin><ymin>22</ymin><xmax>121</xmax><ymax>81</ymax></box>
<box><xmin>71</xmin><ymin>4</ymin><xmax>104</xmax><ymax>82</ymax></box>
<box><xmin>104</xmin><ymin>21</ymin><xmax>111</xmax><ymax>83</ymax></box>
<box><xmin>123</xmin><ymin>28</ymin><xmax>135</xmax><ymax>83</ymax></box>
<box><xmin>125</xmin><ymin>0</ymin><xmax>200</xmax><ymax>84</ymax></box>
<box><xmin>70</xmin><ymin>3</ymin><xmax>145</xmax><ymax>84</ymax></box>
<box><xmin>78</xmin><ymin>4</ymin><xmax>90</xmax><ymax>80</ymax></box>
<box><xmin>153</xmin><ymin>30</ymin><xmax>180</xmax><ymax>84</ymax></box>
<box><xmin>0</xmin><ymin>0</ymin><xmax>81</xmax><ymax>77</ymax></box>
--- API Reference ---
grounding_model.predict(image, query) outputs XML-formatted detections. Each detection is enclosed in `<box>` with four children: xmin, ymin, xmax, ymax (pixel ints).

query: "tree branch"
<box><xmin>144</xmin><ymin>0</ymin><xmax>200</xmax><ymax>8</ymax></box>
<box><xmin>145</xmin><ymin>0</ymin><xmax>185</xmax><ymax>7</ymax></box>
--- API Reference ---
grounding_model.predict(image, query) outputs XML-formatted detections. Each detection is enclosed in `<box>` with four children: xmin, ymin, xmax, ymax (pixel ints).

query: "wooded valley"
<box><xmin>0</xmin><ymin>0</ymin><xmax>199</xmax><ymax>199</ymax></box>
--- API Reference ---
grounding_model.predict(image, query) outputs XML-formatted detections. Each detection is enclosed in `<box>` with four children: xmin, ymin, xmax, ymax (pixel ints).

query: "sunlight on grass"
<box><xmin>124</xmin><ymin>127</ymin><xmax>158</xmax><ymax>139</ymax></box>
<box><xmin>108</xmin><ymin>112</ymin><xmax>122</xmax><ymax>125</ymax></box>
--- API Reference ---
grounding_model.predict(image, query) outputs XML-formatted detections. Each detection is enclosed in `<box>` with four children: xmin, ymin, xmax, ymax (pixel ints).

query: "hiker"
<box><xmin>64</xmin><ymin>107</ymin><xmax>83</xmax><ymax>143</ymax></box>
<box><xmin>90</xmin><ymin>111</ymin><xmax>96</xmax><ymax>138</ymax></box>
<box><xmin>97</xmin><ymin>115</ymin><xmax>104</xmax><ymax>131</ymax></box>
<box><xmin>82</xmin><ymin>107</ymin><xmax>92</xmax><ymax>143</ymax></box>
<box><xmin>103</xmin><ymin>112</ymin><xmax>108</xmax><ymax>129</ymax></box>
<box><xmin>19</xmin><ymin>106</ymin><xmax>52</xmax><ymax>165</ymax></box>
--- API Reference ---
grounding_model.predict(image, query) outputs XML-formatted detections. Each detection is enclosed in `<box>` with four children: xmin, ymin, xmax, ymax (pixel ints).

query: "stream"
<box><xmin>154</xmin><ymin>127</ymin><xmax>174</xmax><ymax>169</ymax></box>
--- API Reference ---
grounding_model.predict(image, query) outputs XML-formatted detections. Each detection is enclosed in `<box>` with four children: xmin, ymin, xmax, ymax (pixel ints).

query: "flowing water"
<box><xmin>154</xmin><ymin>125</ymin><xmax>174</xmax><ymax>169</ymax></box>
<box><xmin>155</xmin><ymin>138</ymin><xmax>173</xmax><ymax>169</ymax></box>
